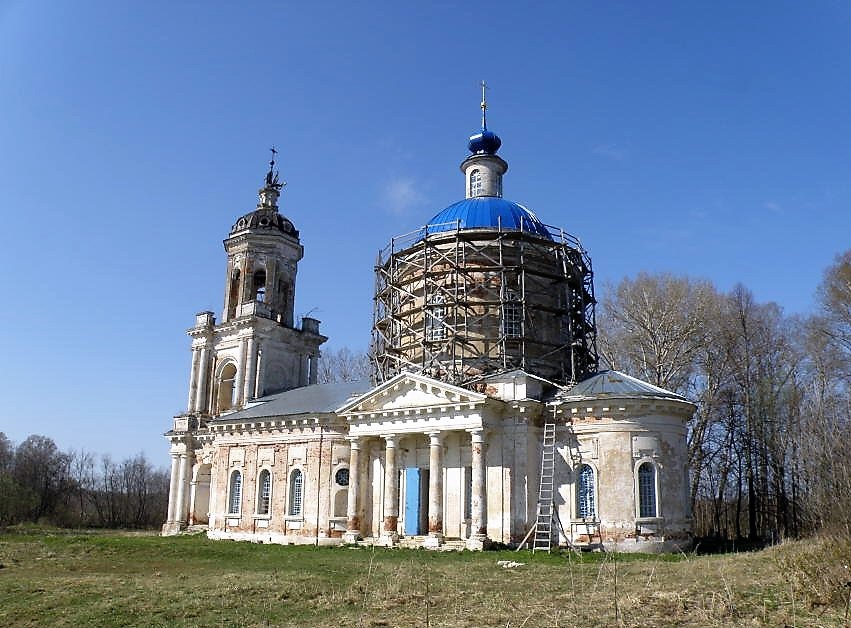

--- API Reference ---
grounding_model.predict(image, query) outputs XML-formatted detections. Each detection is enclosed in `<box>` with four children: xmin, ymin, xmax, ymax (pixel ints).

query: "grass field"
<box><xmin>0</xmin><ymin>528</ymin><xmax>849</xmax><ymax>627</ymax></box>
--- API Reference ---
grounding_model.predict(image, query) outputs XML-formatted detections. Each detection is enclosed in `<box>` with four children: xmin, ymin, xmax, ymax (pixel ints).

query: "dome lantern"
<box><xmin>462</xmin><ymin>81</ymin><xmax>508</xmax><ymax>199</ymax></box>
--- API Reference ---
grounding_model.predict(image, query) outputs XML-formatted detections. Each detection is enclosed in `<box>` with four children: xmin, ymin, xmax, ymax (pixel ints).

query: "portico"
<box><xmin>336</xmin><ymin>371</ymin><xmax>501</xmax><ymax>547</ymax></box>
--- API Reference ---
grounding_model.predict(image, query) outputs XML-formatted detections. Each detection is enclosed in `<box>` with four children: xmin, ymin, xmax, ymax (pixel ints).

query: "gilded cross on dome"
<box><xmin>480</xmin><ymin>80</ymin><xmax>488</xmax><ymax>129</ymax></box>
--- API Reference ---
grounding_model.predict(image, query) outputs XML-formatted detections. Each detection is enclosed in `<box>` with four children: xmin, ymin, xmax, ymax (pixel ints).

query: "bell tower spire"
<box><xmin>181</xmin><ymin>149</ymin><xmax>326</xmax><ymax>420</ymax></box>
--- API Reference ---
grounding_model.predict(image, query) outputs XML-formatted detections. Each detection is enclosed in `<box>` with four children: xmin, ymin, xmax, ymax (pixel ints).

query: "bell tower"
<box><xmin>183</xmin><ymin>151</ymin><xmax>326</xmax><ymax>418</ymax></box>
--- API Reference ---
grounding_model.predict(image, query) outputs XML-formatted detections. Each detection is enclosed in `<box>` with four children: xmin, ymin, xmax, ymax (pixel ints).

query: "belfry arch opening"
<box><xmin>227</xmin><ymin>269</ymin><xmax>241</xmax><ymax>319</ymax></box>
<box><xmin>217</xmin><ymin>363</ymin><xmax>238</xmax><ymax>413</ymax></box>
<box><xmin>253</xmin><ymin>269</ymin><xmax>266</xmax><ymax>302</ymax></box>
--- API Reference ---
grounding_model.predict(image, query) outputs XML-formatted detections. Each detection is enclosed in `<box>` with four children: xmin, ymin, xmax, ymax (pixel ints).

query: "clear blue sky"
<box><xmin>1</xmin><ymin>1</ymin><xmax>849</xmax><ymax>467</ymax></box>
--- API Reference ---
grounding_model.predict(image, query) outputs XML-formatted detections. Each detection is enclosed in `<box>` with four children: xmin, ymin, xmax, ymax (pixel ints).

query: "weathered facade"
<box><xmin>163</xmin><ymin>98</ymin><xmax>695</xmax><ymax>551</ymax></box>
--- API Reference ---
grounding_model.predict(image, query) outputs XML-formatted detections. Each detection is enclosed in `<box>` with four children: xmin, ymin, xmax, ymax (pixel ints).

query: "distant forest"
<box><xmin>2</xmin><ymin>250</ymin><xmax>849</xmax><ymax>540</ymax></box>
<box><xmin>0</xmin><ymin>435</ymin><xmax>168</xmax><ymax>529</ymax></box>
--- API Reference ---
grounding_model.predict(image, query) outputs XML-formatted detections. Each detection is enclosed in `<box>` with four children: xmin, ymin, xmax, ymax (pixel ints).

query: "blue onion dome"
<box><xmin>425</xmin><ymin>197</ymin><xmax>552</xmax><ymax>240</ymax></box>
<box><xmin>468</xmin><ymin>128</ymin><xmax>502</xmax><ymax>155</ymax></box>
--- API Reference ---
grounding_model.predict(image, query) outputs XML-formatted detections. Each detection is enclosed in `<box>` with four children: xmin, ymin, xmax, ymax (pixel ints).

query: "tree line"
<box><xmin>0</xmin><ymin>434</ymin><xmax>168</xmax><ymax>529</ymax></box>
<box><xmin>598</xmin><ymin>250</ymin><xmax>851</xmax><ymax>541</ymax></box>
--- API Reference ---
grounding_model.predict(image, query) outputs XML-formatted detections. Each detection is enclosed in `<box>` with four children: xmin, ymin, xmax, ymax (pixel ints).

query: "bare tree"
<box><xmin>598</xmin><ymin>272</ymin><xmax>718</xmax><ymax>393</ymax></box>
<box><xmin>318</xmin><ymin>347</ymin><xmax>371</xmax><ymax>384</ymax></box>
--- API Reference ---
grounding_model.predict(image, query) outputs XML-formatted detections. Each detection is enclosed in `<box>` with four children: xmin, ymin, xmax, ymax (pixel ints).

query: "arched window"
<box><xmin>228</xmin><ymin>470</ymin><xmax>242</xmax><ymax>515</ymax></box>
<box><xmin>469</xmin><ymin>169</ymin><xmax>482</xmax><ymax>197</ymax></box>
<box><xmin>638</xmin><ymin>462</ymin><xmax>657</xmax><ymax>518</ymax></box>
<box><xmin>289</xmin><ymin>469</ymin><xmax>303</xmax><ymax>516</ymax></box>
<box><xmin>502</xmin><ymin>289</ymin><xmax>521</xmax><ymax>338</ymax></box>
<box><xmin>253</xmin><ymin>269</ymin><xmax>266</xmax><ymax>302</ymax></box>
<box><xmin>576</xmin><ymin>464</ymin><xmax>596</xmax><ymax>519</ymax></box>
<box><xmin>217</xmin><ymin>363</ymin><xmax>238</xmax><ymax>413</ymax></box>
<box><xmin>425</xmin><ymin>294</ymin><xmax>445</xmax><ymax>342</ymax></box>
<box><xmin>257</xmin><ymin>469</ymin><xmax>272</xmax><ymax>515</ymax></box>
<box><xmin>228</xmin><ymin>269</ymin><xmax>241</xmax><ymax>319</ymax></box>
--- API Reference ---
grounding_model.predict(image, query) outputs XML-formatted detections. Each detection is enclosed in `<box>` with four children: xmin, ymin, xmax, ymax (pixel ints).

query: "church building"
<box><xmin>162</xmin><ymin>91</ymin><xmax>695</xmax><ymax>552</ymax></box>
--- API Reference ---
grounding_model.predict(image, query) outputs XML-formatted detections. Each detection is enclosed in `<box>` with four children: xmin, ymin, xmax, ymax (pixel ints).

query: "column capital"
<box><xmin>426</xmin><ymin>430</ymin><xmax>443</xmax><ymax>444</ymax></box>
<box><xmin>467</xmin><ymin>428</ymin><xmax>486</xmax><ymax>443</ymax></box>
<box><xmin>346</xmin><ymin>435</ymin><xmax>362</xmax><ymax>449</ymax></box>
<box><xmin>381</xmin><ymin>434</ymin><xmax>398</xmax><ymax>447</ymax></box>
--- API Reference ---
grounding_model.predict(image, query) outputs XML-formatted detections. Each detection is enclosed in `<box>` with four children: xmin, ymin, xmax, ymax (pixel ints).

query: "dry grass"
<box><xmin>0</xmin><ymin>528</ymin><xmax>848</xmax><ymax>627</ymax></box>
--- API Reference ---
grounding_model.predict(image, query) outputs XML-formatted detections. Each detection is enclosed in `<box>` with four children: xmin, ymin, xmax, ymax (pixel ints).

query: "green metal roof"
<box><xmin>564</xmin><ymin>370</ymin><xmax>688</xmax><ymax>402</ymax></box>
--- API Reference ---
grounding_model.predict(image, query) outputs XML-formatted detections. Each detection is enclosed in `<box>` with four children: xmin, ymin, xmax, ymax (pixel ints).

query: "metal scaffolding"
<box><xmin>371</xmin><ymin>218</ymin><xmax>598</xmax><ymax>386</ymax></box>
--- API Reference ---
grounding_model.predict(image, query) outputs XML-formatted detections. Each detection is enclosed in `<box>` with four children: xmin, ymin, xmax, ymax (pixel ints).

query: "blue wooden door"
<box><xmin>404</xmin><ymin>468</ymin><xmax>421</xmax><ymax>535</ymax></box>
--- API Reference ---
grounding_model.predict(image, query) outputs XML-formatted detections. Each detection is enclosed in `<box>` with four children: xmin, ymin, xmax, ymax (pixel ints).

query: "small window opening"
<box><xmin>470</xmin><ymin>169</ymin><xmax>482</xmax><ymax>197</ymax></box>
<box><xmin>253</xmin><ymin>269</ymin><xmax>266</xmax><ymax>302</ymax></box>
<box><xmin>425</xmin><ymin>294</ymin><xmax>445</xmax><ymax>342</ymax></box>
<box><xmin>335</xmin><ymin>468</ymin><xmax>350</xmax><ymax>486</ymax></box>
<box><xmin>502</xmin><ymin>289</ymin><xmax>522</xmax><ymax>338</ymax></box>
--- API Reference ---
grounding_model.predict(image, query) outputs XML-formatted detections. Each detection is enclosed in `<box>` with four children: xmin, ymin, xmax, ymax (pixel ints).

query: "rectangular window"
<box><xmin>638</xmin><ymin>463</ymin><xmax>656</xmax><ymax>518</ymax></box>
<box><xmin>577</xmin><ymin>465</ymin><xmax>595</xmax><ymax>518</ymax></box>
<box><xmin>425</xmin><ymin>295</ymin><xmax>445</xmax><ymax>341</ymax></box>
<box><xmin>289</xmin><ymin>469</ymin><xmax>303</xmax><ymax>516</ymax></box>
<box><xmin>228</xmin><ymin>471</ymin><xmax>242</xmax><ymax>515</ymax></box>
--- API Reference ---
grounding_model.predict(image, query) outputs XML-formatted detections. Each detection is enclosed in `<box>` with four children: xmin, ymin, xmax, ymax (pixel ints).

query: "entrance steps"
<box><xmin>358</xmin><ymin>536</ymin><xmax>468</xmax><ymax>551</ymax></box>
<box><xmin>182</xmin><ymin>524</ymin><xmax>209</xmax><ymax>535</ymax></box>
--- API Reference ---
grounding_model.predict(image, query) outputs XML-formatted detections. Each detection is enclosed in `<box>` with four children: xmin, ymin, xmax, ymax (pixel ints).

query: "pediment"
<box><xmin>336</xmin><ymin>372</ymin><xmax>486</xmax><ymax>415</ymax></box>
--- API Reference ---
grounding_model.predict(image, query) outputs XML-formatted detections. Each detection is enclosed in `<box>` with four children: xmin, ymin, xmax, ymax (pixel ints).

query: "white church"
<box><xmin>162</xmin><ymin>92</ymin><xmax>695</xmax><ymax>552</ymax></box>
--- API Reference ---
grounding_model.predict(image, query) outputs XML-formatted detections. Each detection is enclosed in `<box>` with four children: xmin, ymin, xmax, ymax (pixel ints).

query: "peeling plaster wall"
<box><xmin>203</xmin><ymin>423</ymin><xmax>350</xmax><ymax>544</ymax></box>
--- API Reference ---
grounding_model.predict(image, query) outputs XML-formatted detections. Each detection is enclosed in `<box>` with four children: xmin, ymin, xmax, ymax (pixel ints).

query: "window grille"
<box><xmin>257</xmin><ymin>469</ymin><xmax>271</xmax><ymax>515</ymax></box>
<box><xmin>228</xmin><ymin>471</ymin><xmax>242</xmax><ymax>514</ymax></box>
<box><xmin>470</xmin><ymin>169</ymin><xmax>482</xmax><ymax>196</ymax></box>
<box><xmin>425</xmin><ymin>294</ymin><xmax>445</xmax><ymax>341</ymax></box>
<box><xmin>638</xmin><ymin>462</ymin><xmax>657</xmax><ymax>517</ymax></box>
<box><xmin>289</xmin><ymin>469</ymin><xmax>303</xmax><ymax>516</ymax></box>
<box><xmin>335</xmin><ymin>468</ymin><xmax>350</xmax><ymax>487</ymax></box>
<box><xmin>576</xmin><ymin>464</ymin><xmax>596</xmax><ymax>518</ymax></box>
<box><xmin>502</xmin><ymin>290</ymin><xmax>521</xmax><ymax>338</ymax></box>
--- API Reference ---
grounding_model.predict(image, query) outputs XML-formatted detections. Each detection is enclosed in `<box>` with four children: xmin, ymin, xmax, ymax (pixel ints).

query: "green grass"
<box><xmin>0</xmin><ymin>529</ymin><xmax>848</xmax><ymax>627</ymax></box>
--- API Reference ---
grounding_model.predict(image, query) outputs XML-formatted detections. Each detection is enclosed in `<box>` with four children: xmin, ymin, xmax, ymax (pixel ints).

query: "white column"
<box><xmin>194</xmin><ymin>346</ymin><xmax>210</xmax><ymax>413</ymax></box>
<box><xmin>166</xmin><ymin>452</ymin><xmax>180</xmax><ymax>522</ymax></box>
<box><xmin>426</xmin><ymin>431</ymin><xmax>444</xmax><ymax>545</ymax></box>
<box><xmin>467</xmin><ymin>428</ymin><xmax>490</xmax><ymax>549</ymax></box>
<box><xmin>242</xmin><ymin>336</ymin><xmax>257</xmax><ymax>403</ymax></box>
<box><xmin>299</xmin><ymin>354</ymin><xmax>310</xmax><ymax>387</ymax></box>
<box><xmin>234</xmin><ymin>338</ymin><xmax>246</xmax><ymax>407</ymax></box>
<box><xmin>188</xmin><ymin>469</ymin><xmax>198</xmax><ymax>526</ymax></box>
<box><xmin>186</xmin><ymin>349</ymin><xmax>200</xmax><ymax>412</ymax></box>
<box><xmin>174</xmin><ymin>453</ymin><xmax>190</xmax><ymax>525</ymax></box>
<box><xmin>381</xmin><ymin>434</ymin><xmax>399</xmax><ymax>544</ymax></box>
<box><xmin>254</xmin><ymin>343</ymin><xmax>264</xmax><ymax>398</ymax></box>
<box><xmin>343</xmin><ymin>437</ymin><xmax>361</xmax><ymax>543</ymax></box>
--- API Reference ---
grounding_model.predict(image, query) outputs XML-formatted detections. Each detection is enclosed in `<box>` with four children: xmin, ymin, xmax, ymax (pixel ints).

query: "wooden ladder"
<box><xmin>532</xmin><ymin>423</ymin><xmax>557</xmax><ymax>553</ymax></box>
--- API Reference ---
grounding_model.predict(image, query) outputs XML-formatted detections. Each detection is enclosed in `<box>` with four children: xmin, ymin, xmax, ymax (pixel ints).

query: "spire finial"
<box><xmin>480</xmin><ymin>80</ymin><xmax>488</xmax><ymax>129</ymax></box>
<box><xmin>265</xmin><ymin>146</ymin><xmax>281</xmax><ymax>188</ymax></box>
